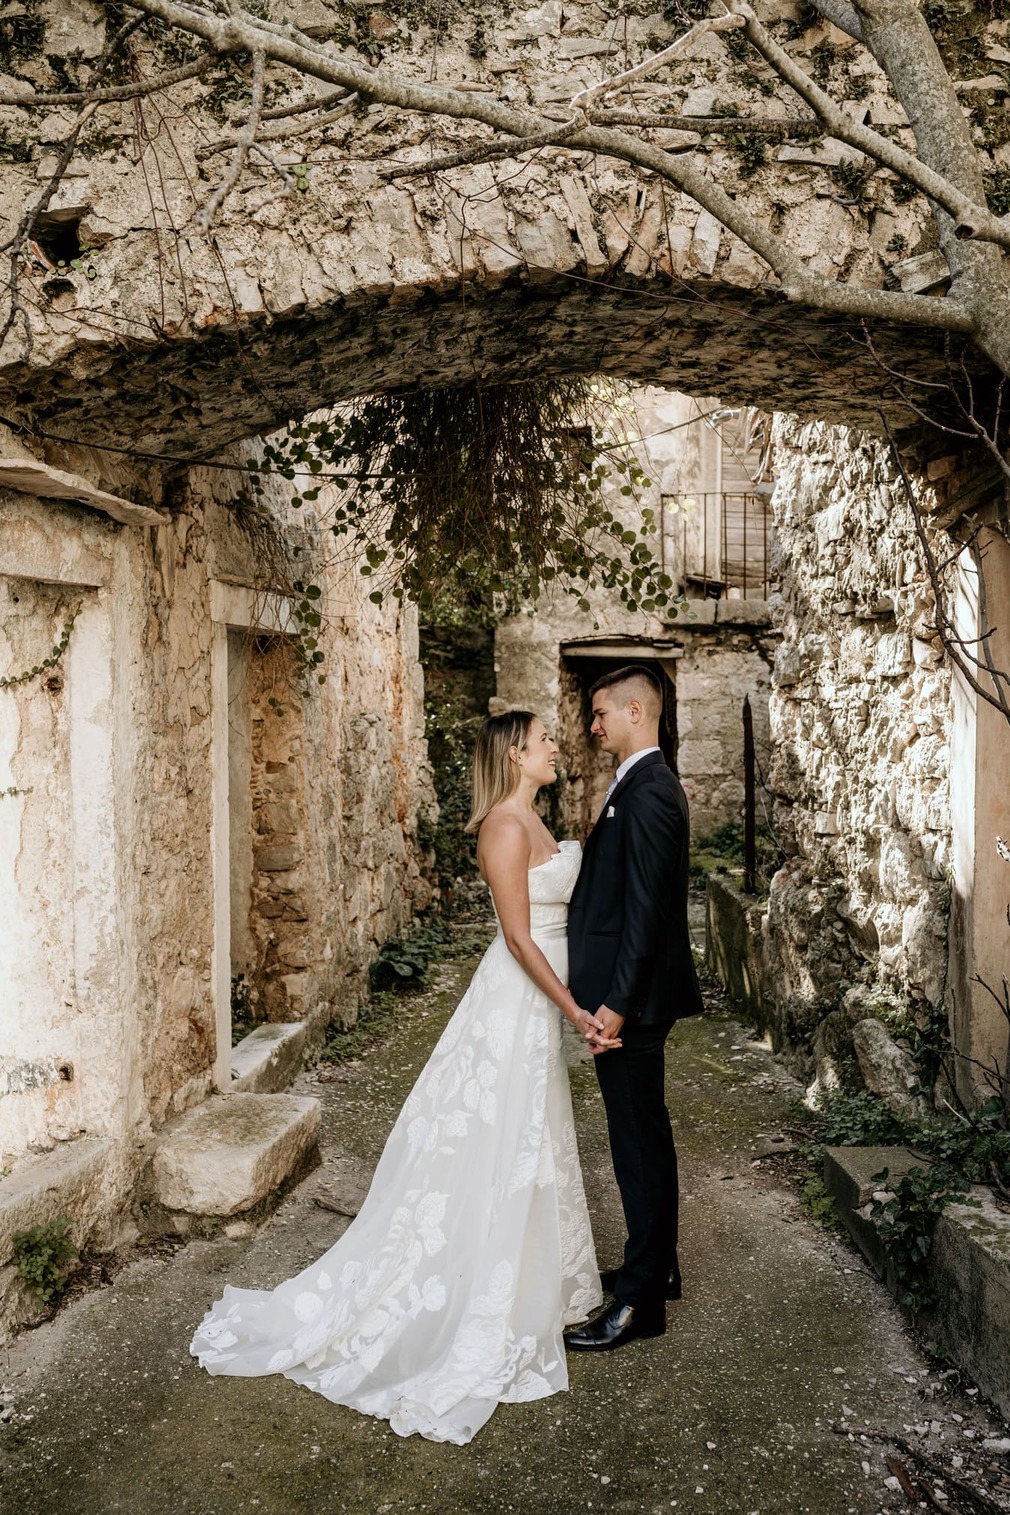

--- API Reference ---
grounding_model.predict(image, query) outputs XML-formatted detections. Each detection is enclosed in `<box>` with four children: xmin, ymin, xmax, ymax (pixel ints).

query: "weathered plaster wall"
<box><xmin>766</xmin><ymin>418</ymin><xmax>955</xmax><ymax>1085</ymax></box>
<box><xmin>0</xmin><ymin>434</ymin><xmax>432</xmax><ymax>1242</ymax></box>
<box><xmin>675</xmin><ymin>614</ymin><xmax>776</xmax><ymax>841</ymax></box>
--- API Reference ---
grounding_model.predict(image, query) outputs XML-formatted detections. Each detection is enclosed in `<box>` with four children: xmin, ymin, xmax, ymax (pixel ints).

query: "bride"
<box><xmin>190</xmin><ymin>710</ymin><xmax>614</xmax><ymax>1444</ymax></box>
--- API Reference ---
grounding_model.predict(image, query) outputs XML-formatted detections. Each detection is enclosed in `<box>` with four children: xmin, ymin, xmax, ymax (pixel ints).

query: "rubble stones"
<box><xmin>852</xmin><ymin>1018</ymin><xmax>932</xmax><ymax>1123</ymax></box>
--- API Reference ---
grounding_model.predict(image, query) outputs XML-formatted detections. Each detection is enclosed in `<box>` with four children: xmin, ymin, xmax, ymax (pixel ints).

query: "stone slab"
<box><xmin>0</xmin><ymin>459</ymin><xmax>168</xmax><ymax>527</ymax></box>
<box><xmin>713</xmin><ymin>598</ymin><xmax>774</xmax><ymax>627</ymax></box>
<box><xmin>150</xmin><ymin>1094</ymin><xmax>320</xmax><ymax>1217</ymax></box>
<box><xmin>0</xmin><ymin>1137</ymin><xmax>113</xmax><ymax>1264</ymax></box>
<box><xmin>230</xmin><ymin>1021</ymin><xmax>307</xmax><ymax>1094</ymax></box>
<box><xmin>825</xmin><ymin>1145</ymin><xmax>1010</xmax><ymax>1417</ymax></box>
<box><xmin>705</xmin><ymin>874</ymin><xmax>770</xmax><ymax>1032</ymax></box>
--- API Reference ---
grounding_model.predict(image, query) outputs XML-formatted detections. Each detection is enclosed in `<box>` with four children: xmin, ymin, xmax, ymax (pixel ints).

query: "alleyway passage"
<box><xmin>3</xmin><ymin>939</ymin><xmax>1009</xmax><ymax>1515</ymax></box>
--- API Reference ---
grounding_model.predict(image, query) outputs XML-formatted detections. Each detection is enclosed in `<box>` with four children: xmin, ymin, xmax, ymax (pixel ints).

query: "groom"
<box><xmin>565</xmin><ymin>663</ymin><xmax>703</xmax><ymax>1352</ymax></box>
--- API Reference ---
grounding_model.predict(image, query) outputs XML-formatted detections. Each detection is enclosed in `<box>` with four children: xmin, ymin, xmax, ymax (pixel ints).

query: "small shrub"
<box><xmin>807</xmin><ymin>1089</ymin><xmax>909</xmax><ymax>1147</ymax></box>
<box><xmin>870</xmin><ymin>1163</ymin><xmax>974</xmax><ymax>1314</ymax></box>
<box><xmin>12</xmin><ymin>1218</ymin><xmax>78</xmax><ymax>1306</ymax></box>
<box><xmin>810</xmin><ymin>38</ymin><xmax>837</xmax><ymax>82</ymax></box>
<box><xmin>731</xmin><ymin>133</ymin><xmax>768</xmax><ymax>179</ymax></box>
<box><xmin>830</xmin><ymin>159</ymin><xmax>872</xmax><ymax>205</ymax></box>
<box><xmin>984</xmin><ymin>166</ymin><xmax>1010</xmax><ymax>217</ymax></box>
<box><xmin>800</xmin><ymin>1173</ymin><xmax>837</xmax><ymax>1228</ymax></box>
<box><xmin>369</xmin><ymin>920</ymin><xmax>449</xmax><ymax>994</ymax></box>
<box><xmin>892</xmin><ymin>176</ymin><xmax>920</xmax><ymax>204</ymax></box>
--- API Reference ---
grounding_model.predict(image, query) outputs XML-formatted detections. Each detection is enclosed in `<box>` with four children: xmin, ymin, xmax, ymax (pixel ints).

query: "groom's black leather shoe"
<box><xmin>564</xmin><ymin>1300</ymin><xmax>666</xmax><ymax>1352</ymax></box>
<box><xmin>599</xmin><ymin>1267</ymin><xmax>682</xmax><ymax>1301</ymax></box>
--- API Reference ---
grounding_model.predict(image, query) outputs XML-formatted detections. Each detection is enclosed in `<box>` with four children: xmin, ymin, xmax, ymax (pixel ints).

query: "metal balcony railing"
<box><xmin>661</xmin><ymin>490</ymin><xmax>774</xmax><ymax>602</ymax></box>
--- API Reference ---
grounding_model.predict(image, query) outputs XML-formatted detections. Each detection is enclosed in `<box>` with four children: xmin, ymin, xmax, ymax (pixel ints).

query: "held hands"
<box><xmin>587</xmin><ymin>1004</ymin><xmax>625</xmax><ymax>1056</ymax></box>
<box><xmin>566</xmin><ymin>1005</ymin><xmax>622</xmax><ymax>1051</ymax></box>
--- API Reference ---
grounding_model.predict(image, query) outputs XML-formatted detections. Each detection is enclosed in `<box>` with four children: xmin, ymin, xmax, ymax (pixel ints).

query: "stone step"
<box><xmin>0</xmin><ymin>1136</ymin><xmax>115</xmax><ymax>1332</ymax></box>
<box><xmin>145</xmin><ymin>1094</ymin><xmax>320</xmax><ymax>1230</ymax></box>
<box><xmin>825</xmin><ymin>1145</ymin><xmax>1010</xmax><ymax>1418</ymax></box>
<box><xmin>230</xmin><ymin>1021</ymin><xmax>308</xmax><ymax>1094</ymax></box>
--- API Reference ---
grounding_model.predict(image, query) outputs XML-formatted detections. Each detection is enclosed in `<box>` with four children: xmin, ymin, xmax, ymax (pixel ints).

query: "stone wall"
<box><xmin>766</xmin><ymin>418</ymin><xmax>954</xmax><ymax>1086</ymax></box>
<box><xmin>0</xmin><ymin>429</ymin><xmax>433</xmax><ymax>1257</ymax></box>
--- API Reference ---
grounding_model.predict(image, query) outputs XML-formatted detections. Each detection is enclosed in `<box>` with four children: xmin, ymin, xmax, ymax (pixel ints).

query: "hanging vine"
<box><xmin>233</xmin><ymin>377</ymin><xmax>679</xmax><ymax>702</ymax></box>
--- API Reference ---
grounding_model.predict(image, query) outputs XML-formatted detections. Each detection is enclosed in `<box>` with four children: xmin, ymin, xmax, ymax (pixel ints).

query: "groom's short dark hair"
<box><xmin>590</xmin><ymin>663</ymin><xmax>664</xmax><ymax>716</ymax></box>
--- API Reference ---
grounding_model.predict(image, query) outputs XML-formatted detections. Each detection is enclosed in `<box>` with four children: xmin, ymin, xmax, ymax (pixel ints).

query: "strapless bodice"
<box><xmin>493</xmin><ymin>839</ymin><xmax>581</xmax><ymax>941</ymax></box>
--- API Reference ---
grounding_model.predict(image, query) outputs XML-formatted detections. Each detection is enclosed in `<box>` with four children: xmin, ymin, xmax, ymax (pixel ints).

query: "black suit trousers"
<box><xmin>594</xmin><ymin>1021</ymin><xmax>679</xmax><ymax>1308</ymax></box>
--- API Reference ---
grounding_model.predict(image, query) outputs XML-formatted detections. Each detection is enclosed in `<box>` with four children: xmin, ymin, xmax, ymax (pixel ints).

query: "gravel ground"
<box><xmin>2</xmin><ymin>921</ymin><xmax>1009</xmax><ymax>1515</ymax></box>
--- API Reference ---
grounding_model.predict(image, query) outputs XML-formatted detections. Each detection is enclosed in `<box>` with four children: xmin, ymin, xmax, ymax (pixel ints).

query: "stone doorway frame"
<box><xmin>208</xmin><ymin>581</ymin><xmax>295</xmax><ymax>1091</ymax></box>
<box><xmin>559</xmin><ymin>636</ymin><xmax>682</xmax><ymax>835</ymax></box>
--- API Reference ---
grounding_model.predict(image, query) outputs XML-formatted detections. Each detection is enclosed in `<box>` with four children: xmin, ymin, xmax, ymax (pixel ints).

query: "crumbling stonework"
<box><xmin>0</xmin><ymin>0</ymin><xmax>957</xmax><ymax>454</ymax></box>
<box><xmin>766</xmin><ymin>418</ymin><xmax>954</xmax><ymax>1082</ymax></box>
<box><xmin>0</xmin><ymin>427</ymin><xmax>433</xmax><ymax>1315</ymax></box>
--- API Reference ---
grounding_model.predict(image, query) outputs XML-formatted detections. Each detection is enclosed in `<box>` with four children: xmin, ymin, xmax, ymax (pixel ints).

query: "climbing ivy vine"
<box><xmin>0</xmin><ymin>603</ymin><xmax>81</xmax><ymax>692</ymax></box>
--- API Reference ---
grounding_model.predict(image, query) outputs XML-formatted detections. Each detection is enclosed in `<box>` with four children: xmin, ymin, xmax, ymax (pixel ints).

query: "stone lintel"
<box><xmin>231</xmin><ymin>1022</ymin><xmax>308</xmax><ymax>1094</ymax></box>
<box><xmin>825</xmin><ymin>1145</ymin><xmax>1010</xmax><ymax>1418</ymax></box>
<box><xmin>0</xmin><ymin>459</ymin><xmax>168</xmax><ymax>527</ymax></box>
<box><xmin>149</xmin><ymin>1093</ymin><xmax>320</xmax><ymax>1217</ymax></box>
<box><xmin>210</xmin><ymin>579</ymin><xmax>295</xmax><ymax>634</ymax></box>
<box><xmin>560</xmin><ymin>637</ymin><xmax>682</xmax><ymax>660</ymax></box>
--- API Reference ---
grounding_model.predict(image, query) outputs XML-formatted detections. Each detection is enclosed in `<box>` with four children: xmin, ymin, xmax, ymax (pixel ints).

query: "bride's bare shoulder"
<box><xmin>476</xmin><ymin>808</ymin><xmax>530</xmax><ymax>869</ymax></box>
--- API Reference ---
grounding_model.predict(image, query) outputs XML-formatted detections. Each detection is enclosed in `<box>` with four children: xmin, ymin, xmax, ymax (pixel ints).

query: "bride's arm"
<box><xmin>479</xmin><ymin>816</ymin><xmax>613</xmax><ymax>1042</ymax></box>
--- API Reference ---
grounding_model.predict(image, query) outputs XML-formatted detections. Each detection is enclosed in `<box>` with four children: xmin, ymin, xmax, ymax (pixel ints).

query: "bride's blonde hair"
<box><xmin>465</xmin><ymin>710</ymin><xmax>535</xmax><ymax>833</ymax></box>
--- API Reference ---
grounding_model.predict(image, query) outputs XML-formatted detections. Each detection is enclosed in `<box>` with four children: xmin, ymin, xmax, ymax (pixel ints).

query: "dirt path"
<box><xmin>2</xmin><ymin>938</ymin><xmax>1008</xmax><ymax>1515</ymax></box>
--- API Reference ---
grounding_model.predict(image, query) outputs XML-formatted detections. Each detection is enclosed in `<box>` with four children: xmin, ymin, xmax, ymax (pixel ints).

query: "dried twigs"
<box><xmin>881</xmin><ymin>411</ymin><xmax>1010</xmax><ymax>727</ymax></box>
<box><xmin>831</xmin><ymin>1424</ymin><xmax>1006</xmax><ymax>1515</ymax></box>
<box><xmin>195</xmin><ymin>48</ymin><xmax>266</xmax><ymax>231</ymax></box>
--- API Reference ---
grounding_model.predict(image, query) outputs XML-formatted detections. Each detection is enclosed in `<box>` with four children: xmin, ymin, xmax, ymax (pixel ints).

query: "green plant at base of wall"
<box><xmin>869</xmin><ymin>1163</ymin><xmax>975</xmax><ymax>1315</ymax></box>
<box><xmin>369</xmin><ymin>920</ymin><xmax>450</xmax><ymax>993</ymax></box>
<box><xmin>12</xmin><ymin>1218</ymin><xmax>79</xmax><ymax>1306</ymax></box>
<box><xmin>799</xmin><ymin>1173</ymin><xmax>838</xmax><ymax>1228</ymax></box>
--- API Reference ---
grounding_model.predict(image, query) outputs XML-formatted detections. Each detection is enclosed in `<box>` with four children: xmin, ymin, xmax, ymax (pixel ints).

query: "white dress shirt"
<box><xmin>602</xmin><ymin>746</ymin><xmax>662</xmax><ymax>807</ymax></box>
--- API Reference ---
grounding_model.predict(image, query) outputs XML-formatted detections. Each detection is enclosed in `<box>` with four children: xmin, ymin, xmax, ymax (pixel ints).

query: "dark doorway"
<box><xmin>557</xmin><ymin>639</ymin><xmax>679</xmax><ymax>840</ymax></box>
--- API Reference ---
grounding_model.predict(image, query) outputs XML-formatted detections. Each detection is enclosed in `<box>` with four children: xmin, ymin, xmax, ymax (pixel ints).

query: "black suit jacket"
<box><xmin>568</xmin><ymin>751</ymin><xmax>704</xmax><ymax>1028</ymax></box>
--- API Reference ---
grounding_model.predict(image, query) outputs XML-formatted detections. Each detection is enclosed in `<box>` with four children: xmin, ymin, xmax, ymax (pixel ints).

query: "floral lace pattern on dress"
<box><xmin>190</xmin><ymin>840</ymin><xmax>600</xmax><ymax>1445</ymax></box>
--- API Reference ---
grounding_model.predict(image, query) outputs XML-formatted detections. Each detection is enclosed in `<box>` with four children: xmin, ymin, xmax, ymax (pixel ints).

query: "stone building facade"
<box><xmin>495</xmin><ymin>387</ymin><xmax>778</xmax><ymax>844</ymax></box>
<box><xmin>0</xmin><ymin>430</ymin><xmax>432</xmax><ymax>1330</ymax></box>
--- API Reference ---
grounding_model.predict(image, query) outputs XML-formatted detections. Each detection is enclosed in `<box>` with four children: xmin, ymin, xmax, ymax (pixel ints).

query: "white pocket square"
<box><xmin>607</xmin><ymin>805</ymin><xmax>616</xmax><ymax>818</ymax></box>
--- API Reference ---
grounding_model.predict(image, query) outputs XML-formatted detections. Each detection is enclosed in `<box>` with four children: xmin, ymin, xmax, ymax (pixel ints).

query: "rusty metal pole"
<box><xmin>743</xmin><ymin>694</ymin><xmax>756</xmax><ymax>894</ymax></box>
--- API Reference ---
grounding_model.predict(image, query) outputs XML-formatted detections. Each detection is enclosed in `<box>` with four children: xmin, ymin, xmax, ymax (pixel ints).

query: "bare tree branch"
<box><xmin>200</xmin><ymin>94</ymin><xmax>360</xmax><ymax>157</ymax></box>
<box><xmin>0</xmin><ymin>52</ymin><xmax>216</xmax><ymax>108</ymax></box>
<box><xmin>882</xmin><ymin>412</ymin><xmax>1010</xmax><ymax>727</ymax></box>
<box><xmin>592</xmin><ymin>110</ymin><xmax>822</xmax><ymax>136</ymax></box>
<box><xmin>384</xmin><ymin>118</ymin><xmax>585</xmax><ymax>178</ymax></box>
<box><xmin>731</xmin><ymin>0</ymin><xmax>1010</xmax><ymax>249</ymax></box>
<box><xmin>568</xmin><ymin>15</ymin><xmax>747</xmax><ymax>112</ymax></box>
<box><xmin>117</xmin><ymin>0</ymin><xmax>982</xmax><ymax>340</ymax></box>
<box><xmin>259</xmin><ymin>87</ymin><xmax>353</xmax><ymax>122</ymax></box>
<box><xmin>195</xmin><ymin>47</ymin><xmax>266</xmax><ymax>231</ymax></box>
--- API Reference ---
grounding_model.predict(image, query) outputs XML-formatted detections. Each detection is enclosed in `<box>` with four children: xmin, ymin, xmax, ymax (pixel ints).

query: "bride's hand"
<box><xmin>566</xmin><ymin>1006</ymin><xmax>621</xmax><ymax>1048</ymax></box>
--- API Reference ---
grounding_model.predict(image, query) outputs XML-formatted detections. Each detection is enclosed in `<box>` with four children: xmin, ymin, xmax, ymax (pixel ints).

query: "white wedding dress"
<box><xmin>190</xmin><ymin>839</ymin><xmax>601</xmax><ymax>1444</ymax></box>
